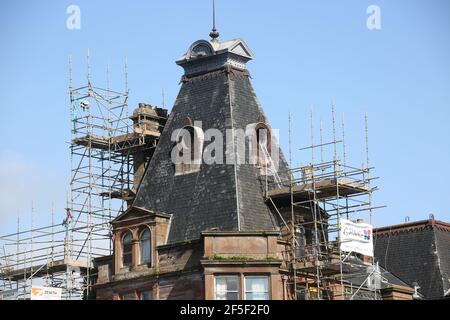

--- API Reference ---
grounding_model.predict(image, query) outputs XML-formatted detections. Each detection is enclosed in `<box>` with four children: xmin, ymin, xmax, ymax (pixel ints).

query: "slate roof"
<box><xmin>374</xmin><ymin>218</ymin><xmax>450</xmax><ymax>299</ymax></box>
<box><xmin>133</xmin><ymin>37</ymin><xmax>290</xmax><ymax>244</ymax></box>
<box><xmin>343</xmin><ymin>256</ymin><xmax>411</xmax><ymax>291</ymax></box>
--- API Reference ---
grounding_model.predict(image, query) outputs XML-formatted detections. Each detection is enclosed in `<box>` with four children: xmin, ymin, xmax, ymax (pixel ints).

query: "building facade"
<box><xmin>91</xmin><ymin>33</ymin><xmax>414</xmax><ymax>301</ymax></box>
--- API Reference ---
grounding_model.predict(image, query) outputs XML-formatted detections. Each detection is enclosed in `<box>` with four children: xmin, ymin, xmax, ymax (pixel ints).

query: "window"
<box><xmin>140</xmin><ymin>229</ymin><xmax>151</xmax><ymax>265</ymax></box>
<box><xmin>215</xmin><ymin>276</ymin><xmax>239</xmax><ymax>300</ymax></box>
<box><xmin>174</xmin><ymin>125</ymin><xmax>204</xmax><ymax>175</ymax></box>
<box><xmin>256</xmin><ymin>126</ymin><xmax>269</xmax><ymax>148</ymax></box>
<box><xmin>190</xmin><ymin>43</ymin><xmax>213</xmax><ymax>58</ymax></box>
<box><xmin>178</xmin><ymin>126</ymin><xmax>196</xmax><ymax>163</ymax></box>
<box><xmin>256</xmin><ymin>124</ymin><xmax>271</xmax><ymax>153</ymax></box>
<box><xmin>244</xmin><ymin>276</ymin><xmax>269</xmax><ymax>300</ymax></box>
<box><xmin>253</xmin><ymin>123</ymin><xmax>272</xmax><ymax>171</ymax></box>
<box><xmin>140</xmin><ymin>290</ymin><xmax>152</xmax><ymax>300</ymax></box>
<box><xmin>295</xmin><ymin>226</ymin><xmax>305</xmax><ymax>258</ymax></box>
<box><xmin>121</xmin><ymin>292</ymin><xmax>136</xmax><ymax>300</ymax></box>
<box><xmin>122</xmin><ymin>232</ymin><xmax>132</xmax><ymax>267</ymax></box>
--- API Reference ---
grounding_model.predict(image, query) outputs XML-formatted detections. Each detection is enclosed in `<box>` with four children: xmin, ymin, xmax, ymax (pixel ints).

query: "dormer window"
<box><xmin>174</xmin><ymin>125</ymin><xmax>204</xmax><ymax>175</ymax></box>
<box><xmin>191</xmin><ymin>43</ymin><xmax>213</xmax><ymax>58</ymax></box>
<box><xmin>180</xmin><ymin>126</ymin><xmax>196</xmax><ymax>162</ymax></box>
<box><xmin>122</xmin><ymin>232</ymin><xmax>132</xmax><ymax>267</ymax></box>
<box><xmin>255</xmin><ymin>123</ymin><xmax>271</xmax><ymax>168</ymax></box>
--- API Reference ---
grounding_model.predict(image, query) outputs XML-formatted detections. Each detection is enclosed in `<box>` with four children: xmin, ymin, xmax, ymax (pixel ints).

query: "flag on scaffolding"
<box><xmin>339</xmin><ymin>219</ymin><xmax>374</xmax><ymax>257</ymax></box>
<box><xmin>62</xmin><ymin>208</ymin><xmax>73</xmax><ymax>228</ymax></box>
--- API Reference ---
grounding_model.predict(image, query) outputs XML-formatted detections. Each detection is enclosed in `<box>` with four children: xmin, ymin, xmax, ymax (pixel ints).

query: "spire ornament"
<box><xmin>209</xmin><ymin>0</ymin><xmax>220</xmax><ymax>40</ymax></box>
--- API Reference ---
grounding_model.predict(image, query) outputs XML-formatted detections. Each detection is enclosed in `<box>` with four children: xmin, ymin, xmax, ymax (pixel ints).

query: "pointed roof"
<box><xmin>132</xmin><ymin>37</ymin><xmax>290</xmax><ymax>244</ymax></box>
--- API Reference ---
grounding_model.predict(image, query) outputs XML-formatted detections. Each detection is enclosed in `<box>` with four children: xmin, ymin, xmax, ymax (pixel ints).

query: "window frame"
<box><xmin>179</xmin><ymin>126</ymin><xmax>196</xmax><ymax>162</ymax></box>
<box><xmin>139</xmin><ymin>228</ymin><xmax>152</xmax><ymax>266</ymax></box>
<box><xmin>121</xmin><ymin>291</ymin><xmax>136</xmax><ymax>300</ymax></box>
<box><xmin>243</xmin><ymin>275</ymin><xmax>270</xmax><ymax>300</ymax></box>
<box><xmin>174</xmin><ymin>125</ymin><xmax>204</xmax><ymax>176</ymax></box>
<box><xmin>121</xmin><ymin>232</ymin><xmax>133</xmax><ymax>268</ymax></box>
<box><xmin>255</xmin><ymin>123</ymin><xmax>271</xmax><ymax>156</ymax></box>
<box><xmin>214</xmin><ymin>275</ymin><xmax>240</xmax><ymax>300</ymax></box>
<box><xmin>250</xmin><ymin>122</ymin><xmax>272</xmax><ymax>171</ymax></box>
<box><xmin>139</xmin><ymin>290</ymin><xmax>153</xmax><ymax>300</ymax></box>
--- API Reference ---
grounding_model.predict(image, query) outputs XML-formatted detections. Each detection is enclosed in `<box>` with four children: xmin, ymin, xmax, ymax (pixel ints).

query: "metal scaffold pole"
<box><xmin>288</xmin><ymin>111</ymin><xmax>297</xmax><ymax>300</ymax></box>
<box><xmin>263</xmin><ymin>104</ymin><xmax>384</xmax><ymax>300</ymax></box>
<box><xmin>0</xmin><ymin>51</ymin><xmax>165</xmax><ymax>300</ymax></box>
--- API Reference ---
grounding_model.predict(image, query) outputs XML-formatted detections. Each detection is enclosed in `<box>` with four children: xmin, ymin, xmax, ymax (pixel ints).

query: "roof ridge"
<box><xmin>374</xmin><ymin>219</ymin><xmax>450</xmax><ymax>235</ymax></box>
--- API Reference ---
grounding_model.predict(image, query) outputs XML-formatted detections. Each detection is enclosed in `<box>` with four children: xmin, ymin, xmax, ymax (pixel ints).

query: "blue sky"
<box><xmin>0</xmin><ymin>0</ymin><xmax>449</xmax><ymax>233</ymax></box>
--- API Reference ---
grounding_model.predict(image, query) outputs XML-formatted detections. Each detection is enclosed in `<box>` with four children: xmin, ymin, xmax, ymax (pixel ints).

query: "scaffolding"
<box><xmin>0</xmin><ymin>53</ymin><xmax>166</xmax><ymax>299</ymax></box>
<box><xmin>67</xmin><ymin>54</ymin><xmax>133</xmax><ymax>299</ymax></box>
<box><xmin>264</xmin><ymin>105</ymin><xmax>387</xmax><ymax>300</ymax></box>
<box><xmin>0</xmin><ymin>207</ymin><xmax>91</xmax><ymax>300</ymax></box>
<box><xmin>0</xmin><ymin>49</ymin><xmax>389</xmax><ymax>300</ymax></box>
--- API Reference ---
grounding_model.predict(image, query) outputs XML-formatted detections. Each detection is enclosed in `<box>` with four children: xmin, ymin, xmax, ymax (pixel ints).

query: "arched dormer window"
<box><xmin>255</xmin><ymin>123</ymin><xmax>271</xmax><ymax>167</ymax></box>
<box><xmin>174</xmin><ymin>125</ymin><xmax>204</xmax><ymax>175</ymax></box>
<box><xmin>122</xmin><ymin>232</ymin><xmax>132</xmax><ymax>267</ymax></box>
<box><xmin>140</xmin><ymin>229</ymin><xmax>151</xmax><ymax>265</ymax></box>
<box><xmin>247</xmin><ymin>122</ymin><xmax>278</xmax><ymax>176</ymax></box>
<box><xmin>187</xmin><ymin>40</ymin><xmax>214</xmax><ymax>60</ymax></box>
<box><xmin>179</xmin><ymin>126</ymin><xmax>196</xmax><ymax>162</ymax></box>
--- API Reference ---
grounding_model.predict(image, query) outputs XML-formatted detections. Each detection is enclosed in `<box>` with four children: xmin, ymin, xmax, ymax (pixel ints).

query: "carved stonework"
<box><xmin>177</xmin><ymin>38</ymin><xmax>254</xmax><ymax>77</ymax></box>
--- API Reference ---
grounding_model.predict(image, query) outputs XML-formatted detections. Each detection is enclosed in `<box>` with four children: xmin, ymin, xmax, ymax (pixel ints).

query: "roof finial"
<box><xmin>209</xmin><ymin>0</ymin><xmax>219</xmax><ymax>41</ymax></box>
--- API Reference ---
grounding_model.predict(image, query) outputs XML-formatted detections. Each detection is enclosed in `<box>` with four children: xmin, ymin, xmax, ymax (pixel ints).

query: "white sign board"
<box><xmin>0</xmin><ymin>289</ymin><xmax>18</xmax><ymax>300</ymax></box>
<box><xmin>31</xmin><ymin>286</ymin><xmax>62</xmax><ymax>300</ymax></box>
<box><xmin>339</xmin><ymin>219</ymin><xmax>374</xmax><ymax>257</ymax></box>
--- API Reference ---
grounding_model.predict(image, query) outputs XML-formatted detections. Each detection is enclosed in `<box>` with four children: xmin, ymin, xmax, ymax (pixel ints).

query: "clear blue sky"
<box><xmin>0</xmin><ymin>0</ymin><xmax>449</xmax><ymax>233</ymax></box>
